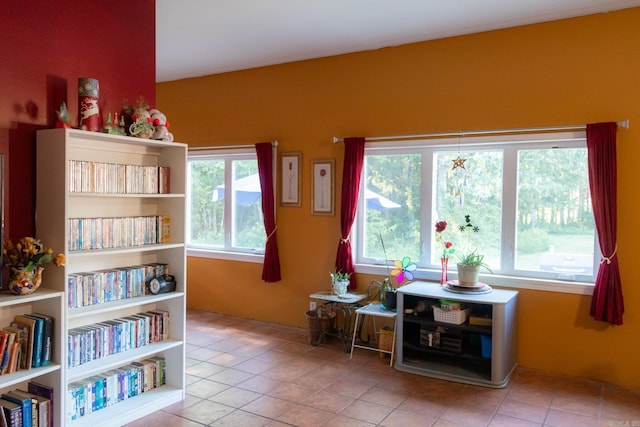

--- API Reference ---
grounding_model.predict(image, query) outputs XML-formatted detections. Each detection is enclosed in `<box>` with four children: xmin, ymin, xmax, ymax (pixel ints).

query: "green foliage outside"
<box><xmin>363</xmin><ymin>146</ymin><xmax>594</xmax><ymax>272</ymax></box>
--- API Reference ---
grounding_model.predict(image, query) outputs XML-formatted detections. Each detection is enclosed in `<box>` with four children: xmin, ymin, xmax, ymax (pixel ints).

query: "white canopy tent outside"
<box><xmin>212</xmin><ymin>173</ymin><xmax>401</xmax><ymax>210</ymax></box>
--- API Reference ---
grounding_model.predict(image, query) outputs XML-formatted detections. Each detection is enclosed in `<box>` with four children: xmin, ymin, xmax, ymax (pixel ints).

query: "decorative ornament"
<box><xmin>452</xmin><ymin>156</ymin><xmax>467</xmax><ymax>170</ymax></box>
<box><xmin>391</xmin><ymin>256</ymin><xmax>417</xmax><ymax>284</ymax></box>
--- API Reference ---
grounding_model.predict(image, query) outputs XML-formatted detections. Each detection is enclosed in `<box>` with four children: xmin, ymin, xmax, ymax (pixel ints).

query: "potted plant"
<box><xmin>456</xmin><ymin>250</ymin><xmax>492</xmax><ymax>286</ymax></box>
<box><xmin>330</xmin><ymin>269</ymin><xmax>351</xmax><ymax>295</ymax></box>
<box><xmin>3</xmin><ymin>236</ymin><xmax>65</xmax><ymax>295</ymax></box>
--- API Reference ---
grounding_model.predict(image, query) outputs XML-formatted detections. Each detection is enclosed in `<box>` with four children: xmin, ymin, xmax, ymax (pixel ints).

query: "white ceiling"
<box><xmin>156</xmin><ymin>0</ymin><xmax>640</xmax><ymax>82</ymax></box>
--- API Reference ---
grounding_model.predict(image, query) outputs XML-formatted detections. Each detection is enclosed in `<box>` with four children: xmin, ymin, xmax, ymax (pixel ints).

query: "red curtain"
<box><xmin>255</xmin><ymin>142</ymin><xmax>281</xmax><ymax>282</ymax></box>
<box><xmin>335</xmin><ymin>137</ymin><xmax>365</xmax><ymax>290</ymax></box>
<box><xmin>586</xmin><ymin>122</ymin><xmax>623</xmax><ymax>325</ymax></box>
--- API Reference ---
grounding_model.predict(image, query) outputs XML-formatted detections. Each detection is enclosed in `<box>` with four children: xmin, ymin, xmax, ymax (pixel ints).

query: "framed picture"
<box><xmin>311</xmin><ymin>158</ymin><xmax>335</xmax><ymax>215</ymax></box>
<box><xmin>281</xmin><ymin>152</ymin><xmax>301</xmax><ymax>206</ymax></box>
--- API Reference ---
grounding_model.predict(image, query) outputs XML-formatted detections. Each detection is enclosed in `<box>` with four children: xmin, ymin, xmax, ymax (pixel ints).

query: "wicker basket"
<box><xmin>433</xmin><ymin>306</ymin><xmax>470</xmax><ymax>325</ymax></box>
<box><xmin>378</xmin><ymin>327</ymin><xmax>394</xmax><ymax>358</ymax></box>
<box><xmin>305</xmin><ymin>309</ymin><xmax>336</xmax><ymax>345</ymax></box>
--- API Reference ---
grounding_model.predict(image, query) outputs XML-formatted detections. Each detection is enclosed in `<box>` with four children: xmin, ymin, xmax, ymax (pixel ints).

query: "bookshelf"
<box><xmin>35</xmin><ymin>129</ymin><xmax>187</xmax><ymax>426</ymax></box>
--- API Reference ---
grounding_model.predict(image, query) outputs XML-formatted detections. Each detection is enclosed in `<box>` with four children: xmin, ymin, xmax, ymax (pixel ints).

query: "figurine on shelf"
<box><xmin>150</xmin><ymin>109</ymin><xmax>174</xmax><ymax>142</ymax></box>
<box><xmin>56</xmin><ymin>101</ymin><xmax>71</xmax><ymax>128</ymax></box>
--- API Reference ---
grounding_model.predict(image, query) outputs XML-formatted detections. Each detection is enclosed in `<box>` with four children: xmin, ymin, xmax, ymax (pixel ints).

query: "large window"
<box><xmin>355</xmin><ymin>132</ymin><xmax>597</xmax><ymax>290</ymax></box>
<box><xmin>187</xmin><ymin>149</ymin><xmax>265</xmax><ymax>259</ymax></box>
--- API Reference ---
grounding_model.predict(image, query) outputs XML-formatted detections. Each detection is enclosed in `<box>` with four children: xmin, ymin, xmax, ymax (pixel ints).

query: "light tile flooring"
<box><xmin>126</xmin><ymin>309</ymin><xmax>640</xmax><ymax>426</ymax></box>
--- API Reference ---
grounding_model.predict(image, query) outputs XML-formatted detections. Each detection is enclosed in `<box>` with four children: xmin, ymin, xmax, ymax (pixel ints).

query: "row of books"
<box><xmin>68</xmin><ymin>160</ymin><xmax>171</xmax><ymax>194</ymax></box>
<box><xmin>68</xmin><ymin>263</ymin><xmax>169</xmax><ymax>309</ymax></box>
<box><xmin>0</xmin><ymin>314</ymin><xmax>54</xmax><ymax>375</ymax></box>
<box><xmin>0</xmin><ymin>382</ymin><xmax>54</xmax><ymax>427</ymax></box>
<box><xmin>67</xmin><ymin>310</ymin><xmax>169</xmax><ymax>368</ymax></box>
<box><xmin>67</xmin><ymin>215</ymin><xmax>170</xmax><ymax>251</ymax></box>
<box><xmin>68</xmin><ymin>357</ymin><xmax>166</xmax><ymax>421</ymax></box>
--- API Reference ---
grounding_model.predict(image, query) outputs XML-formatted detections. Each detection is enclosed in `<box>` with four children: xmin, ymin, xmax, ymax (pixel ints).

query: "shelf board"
<box><xmin>68</xmin><ymin>192</ymin><xmax>185</xmax><ymax>198</ymax></box>
<box><xmin>0</xmin><ymin>288</ymin><xmax>64</xmax><ymax>307</ymax></box>
<box><xmin>68</xmin><ymin>243</ymin><xmax>184</xmax><ymax>257</ymax></box>
<box><xmin>67</xmin><ymin>340</ymin><xmax>183</xmax><ymax>382</ymax></box>
<box><xmin>67</xmin><ymin>385</ymin><xmax>184</xmax><ymax>427</ymax></box>
<box><xmin>0</xmin><ymin>363</ymin><xmax>61</xmax><ymax>389</ymax></box>
<box><xmin>69</xmin><ymin>292</ymin><xmax>185</xmax><ymax>319</ymax></box>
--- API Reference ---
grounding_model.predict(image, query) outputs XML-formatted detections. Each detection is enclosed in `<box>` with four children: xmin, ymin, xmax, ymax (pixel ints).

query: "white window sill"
<box><xmin>355</xmin><ymin>264</ymin><xmax>594</xmax><ymax>296</ymax></box>
<box><xmin>187</xmin><ymin>248</ymin><xmax>264</xmax><ymax>264</ymax></box>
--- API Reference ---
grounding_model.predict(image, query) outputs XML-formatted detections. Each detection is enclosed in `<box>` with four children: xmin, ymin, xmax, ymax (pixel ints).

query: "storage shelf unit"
<box><xmin>395</xmin><ymin>281</ymin><xmax>518</xmax><ymax>388</ymax></box>
<box><xmin>0</xmin><ymin>289</ymin><xmax>64</xmax><ymax>419</ymax></box>
<box><xmin>36</xmin><ymin>128</ymin><xmax>187</xmax><ymax>426</ymax></box>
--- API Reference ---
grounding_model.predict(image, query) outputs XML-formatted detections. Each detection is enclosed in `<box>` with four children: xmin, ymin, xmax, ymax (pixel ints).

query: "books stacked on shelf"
<box><xmin>0</xmin><ymin>382</ymin><xmax>53</xmax><ymax>427</ymax></box>
<box><xmin>67</xmin><ymin>215</ymin><xmax>170</xmax><ymax>251</ymax></box>
<box><xmin>67</xmin><ymin>357</ymin><xmax>166</xmax><ymax>421</ymax></box>
<box><xmin>0</xmin><ymin>314</ymin><xmax>54</xmax><ymax>374</ymax></box>
<box><xmin>67</xmin><ymin>310</ymin><xmax>169</xmax><ymax>368</ymax></box>
<box><xmin>67</xmin><ymin>263</ymin><xmax>169</xmax><ymax>308</ymax></box>
<box><xmin>68</xmin><ymin>160</ymin><xmax>170</xmax><ymax>194</ymax></box>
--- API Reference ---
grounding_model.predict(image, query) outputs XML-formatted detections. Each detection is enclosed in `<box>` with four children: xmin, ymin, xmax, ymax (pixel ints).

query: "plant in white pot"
<box><xmin>330</xmin><ymin>269</ymin><xmax>351</xmax><ymax>295</ymax></box>
<box><xmin>456</xmin><ymin>250</ymin><xmax>492</xmax><ymax>286</ymax></box>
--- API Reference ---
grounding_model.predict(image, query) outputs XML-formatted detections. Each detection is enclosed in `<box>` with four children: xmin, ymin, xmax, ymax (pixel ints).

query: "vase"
<box><xmin>440</xmin><ymin>257</ymin><xmax>449</xmax><ymax>285</ymax></box>
<box><xmin>9</xmin><ymin>266</ymin><xmax>44</xmax><ymax>295</ymax></box>
<box><xmin>332</xmin><ymin>280</ymin><xmax>349</xmax><ymax>296</ymax></box>
<box><xmin>457</xmin><ymin>263</ymin><xmax>480</xmax><ymax>286</ymax></box>
<box><xmin>382</xmin><ymin>290</ymin><xmax>397</xmax><ymax>311</ymax></box>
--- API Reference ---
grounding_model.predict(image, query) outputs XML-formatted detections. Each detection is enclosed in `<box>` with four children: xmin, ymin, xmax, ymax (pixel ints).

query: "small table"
<box><xmin>309</xmin><ymin>291</ymin><xmax>367</xmax><ymax>351</ymax></box>
<box><xmin>350</xmin><ymin>303</ymin><xmax>398</xmax><ymax>366</ymax></box>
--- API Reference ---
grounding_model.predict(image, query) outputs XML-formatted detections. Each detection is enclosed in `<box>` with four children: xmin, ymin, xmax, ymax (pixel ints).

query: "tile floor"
<box><xmin>126</xmin><ymin>309</ymin><xmax>640</xmax><ymax>426</ymax></box>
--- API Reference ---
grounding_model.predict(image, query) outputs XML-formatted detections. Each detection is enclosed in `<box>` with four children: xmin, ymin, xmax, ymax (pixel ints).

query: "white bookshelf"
<box><xmin>36</xmin><ymin>128</ymin><xmax>187</xmax><ymax>426</ymax></box>
<box><xmin>0</xmin><ymin>288</ymin><xmax>64</xmax><ymax>417</ymax></box>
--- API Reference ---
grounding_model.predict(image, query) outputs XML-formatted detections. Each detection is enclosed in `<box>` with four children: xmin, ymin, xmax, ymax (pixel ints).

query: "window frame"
<box><xmin>354</xmin><ymin>131</ymin><xmax>598</xmax><ymax>295</ymax></box>
<box><xmin>186</xmin><ymin>148</ymin><xmax>265</xmax><ymax>264</ymax></box>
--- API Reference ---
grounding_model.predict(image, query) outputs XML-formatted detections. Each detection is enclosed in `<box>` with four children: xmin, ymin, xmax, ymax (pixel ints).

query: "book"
<box><xmin>1</xmin><ymin>392</ymin><xmax>30</xmax><ymax>427</ymax></box>
<box><xmin>21</xmin><ymin>315</ymin><xmax>44</xmax><ymax>368</ymax></box>
<box><xmin>27</xmin><ymin>313</ymin><xmax>54</xmax><ymax>367</ymax></box>
<box><xmin>0</xmin><ymin>403</ymin><xmax>7</xmax><ymax>427</ymax></box>
<box><xmin>2</xmin><ymin>328</ymin><xmax>23</xmax><ymax>373</ymax></box>
<box><xmin>15</xmin><ymin>390</ymin><xmax>48</xmax><ymax>427</ymax></box>
<box><xmin>0</xmin><ymin>331</ymin><xmax>8</xmax><ymax>373</ymax></box>
<box><xmin>0</xmin><ymin>398</ymin><xmax>22</xmax><ymax>427</ymax></box>
<box><xmin>10</xmin><ymin>316</ymin><xmax>35</xmax><ymax>370</ymax></box>
<box><xmin>26</xmin><ymin>382</ymin><xmax>53</xmax><ymax>427</ymax></box>
<box><xmin>5</xmin><ymin>392</ymin><xmax>35</xmax><ymax>427</ymax></box>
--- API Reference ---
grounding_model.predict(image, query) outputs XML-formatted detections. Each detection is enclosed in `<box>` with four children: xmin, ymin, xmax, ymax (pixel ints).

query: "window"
<box><xmin>355</xmin><ymin>132</ymin><xmax>597</xmax><ymax>291</ymax></box>
<box><xmin>187</xmin><ymin>149</ymin><xmax>265</xmax><ymax>260</ymax></box>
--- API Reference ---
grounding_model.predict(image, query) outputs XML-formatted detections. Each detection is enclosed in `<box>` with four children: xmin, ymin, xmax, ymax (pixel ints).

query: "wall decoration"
<box><xmin>281</xmin><ymin>152</ymin><xmax>301</xmax><ymax>206</ymax></box>
<box><xmin>311</xmin><ymin>158</ymin><xmax>335</xmax><ymax>215</ymax></box>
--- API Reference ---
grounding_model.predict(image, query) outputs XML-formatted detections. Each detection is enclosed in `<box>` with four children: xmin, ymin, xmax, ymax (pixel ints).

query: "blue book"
<box><xmin>1</xmin><ymin>392</ymin><xmax>30</xmax><ymax>427</ymax></box>
<box><xmin>23</xmin><ymin>315</ymin><xmax>45</xmax><ymax>368</ymax></box>
<box><xmin>29</xmin><ymin>313</ymin><xmax>54</xmax><ymax>367</ymax></box>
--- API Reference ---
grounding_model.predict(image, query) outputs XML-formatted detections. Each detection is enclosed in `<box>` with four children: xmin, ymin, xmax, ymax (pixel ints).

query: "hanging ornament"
<box><xmin>452</xmin><ymin>156</ymin><xmax>467</xmax><ymax>170</ymax></box>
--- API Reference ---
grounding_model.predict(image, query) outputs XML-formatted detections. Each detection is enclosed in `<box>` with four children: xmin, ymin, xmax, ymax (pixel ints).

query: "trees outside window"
<box><xmin>356</xmin><ymin>133</ymin><xmax>596</xmax><ymax>286</ymax></box>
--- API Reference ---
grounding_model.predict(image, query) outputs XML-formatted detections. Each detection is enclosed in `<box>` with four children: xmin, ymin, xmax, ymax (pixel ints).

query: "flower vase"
<box><xmin>9</xmin><ymin>266</ymin><xmax>44</xmax><ymax>295</ymax></box>
<box><xmin>440</xmin><ymin>257</ymin><xmax>449</xmax><ymax>285</ymax></box>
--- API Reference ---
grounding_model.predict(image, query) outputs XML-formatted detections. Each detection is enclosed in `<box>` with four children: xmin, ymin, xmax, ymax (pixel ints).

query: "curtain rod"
<box><xmin>188</xmin><ymin>140</ymin><xmax>279</xmax><ymax>151</ymax></box>
<box><xmin>332</xmin><ymin>120</ymin><xmax>630</xmax><ymax>143</ymax></box>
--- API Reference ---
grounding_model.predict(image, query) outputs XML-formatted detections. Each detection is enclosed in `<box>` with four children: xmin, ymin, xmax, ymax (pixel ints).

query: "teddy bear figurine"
<box><xmin>150</xmin><ymin>109</ymin><xmax>174</xmax><ymax>142</ymax></box>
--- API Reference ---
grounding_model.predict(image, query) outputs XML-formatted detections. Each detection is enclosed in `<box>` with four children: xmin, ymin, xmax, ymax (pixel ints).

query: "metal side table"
<box><xmin>350</xmin><ymin>303</ymin><xmax>398</xmax><ymax>366</ymax></box>
<box><xmin>309</xmin><ymin>291</ymin><xmax>367</xmax><ymax>351</ymax></box>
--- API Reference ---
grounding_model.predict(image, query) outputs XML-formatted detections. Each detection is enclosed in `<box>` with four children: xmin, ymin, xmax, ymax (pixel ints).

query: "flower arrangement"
<box><xmin>434</xmin><ymin>214</ymin><xmax>490</xmax><ymax>284</ymax></box>
<box><xmin>3</xmin><ymin>237</ymin><xmax>65</xmax><ymax>271</ymax></box>
<box><xmin>434</xmin><ymin>220</ymin><xmax>455</xmax><ymax>260</ymax></box>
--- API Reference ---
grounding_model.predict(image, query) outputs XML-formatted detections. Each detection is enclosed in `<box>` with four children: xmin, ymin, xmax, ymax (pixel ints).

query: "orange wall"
<box><xmin>158</xmin><ymin>8</ymin><xmax>640</xmax><ymax>388</ymax></box>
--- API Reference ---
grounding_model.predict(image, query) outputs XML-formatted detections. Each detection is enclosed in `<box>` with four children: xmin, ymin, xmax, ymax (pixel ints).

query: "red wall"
<box><xmin>0</xmin><ymin>1</ymin><xmax>156</xmax><ymax>240</ymax></box>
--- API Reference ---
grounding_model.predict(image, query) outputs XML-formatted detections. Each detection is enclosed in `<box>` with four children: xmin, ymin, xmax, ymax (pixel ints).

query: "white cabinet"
<box><xmin>36</xmin><ymin>129</ymin><xmax>186</xmax><ymax>426</ymax></box>
<box><xmin>395</xmin><ymin>281</ymin><xmax>517</xmax><ymax>388</ymax></box>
